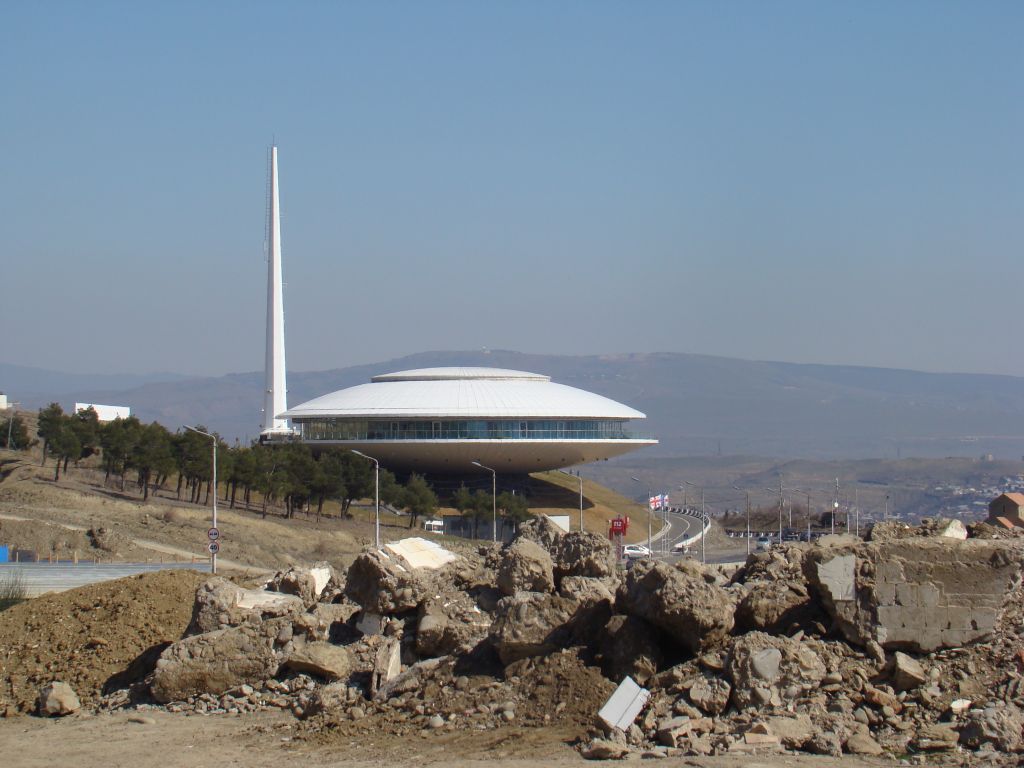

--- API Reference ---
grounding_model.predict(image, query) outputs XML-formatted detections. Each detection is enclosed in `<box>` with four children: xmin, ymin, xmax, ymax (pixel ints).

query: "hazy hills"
<box><xmin>8</xmin><ymin>350</ymin><xmax>1024</xmax><ymax>461</ymax></box>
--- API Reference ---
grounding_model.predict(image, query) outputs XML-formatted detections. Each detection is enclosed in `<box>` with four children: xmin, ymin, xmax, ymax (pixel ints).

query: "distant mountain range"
<box><xmin>8</xmin><ymin>350</ymin><xmax>1024</xmax><ymax>460</ymax></box>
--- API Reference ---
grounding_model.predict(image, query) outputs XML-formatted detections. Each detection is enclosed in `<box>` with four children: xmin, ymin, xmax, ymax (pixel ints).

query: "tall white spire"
<box><xmin>261</xmin><ymin>145</ymin><xmax>290</xmax><ymax>437</ymax></box>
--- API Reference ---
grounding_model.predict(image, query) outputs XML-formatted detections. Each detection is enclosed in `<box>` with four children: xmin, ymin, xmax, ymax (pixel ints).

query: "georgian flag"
<box><xmin>649</xmin><ymin>493</ymin><xmax>670</xmax><ymax>510</ymax></box>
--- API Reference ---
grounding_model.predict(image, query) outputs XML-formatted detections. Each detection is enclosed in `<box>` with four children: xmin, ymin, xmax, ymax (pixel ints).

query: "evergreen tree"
<box><xmin>0</xmin><ymin>414</ymin><xmax>30</xmax><ymax>450</ymax></box>
<box><xmin>400</xmin><ymin>473</ymin><xmax>438</xmax><ymax>529</ymax></box>
<box><xmin>36</xmin><ymin>403</ymin><xmax>64</xmax><ymax>466</ymax></box>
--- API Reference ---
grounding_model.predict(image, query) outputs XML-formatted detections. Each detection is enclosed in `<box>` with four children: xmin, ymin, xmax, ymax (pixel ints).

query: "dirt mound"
<box><xmin>0</xmin><ymin>569</ymin><xmax>206</xmax><ymax>713</ymax></box>
<box><xmin>299</xmin><ymin>647</ymin><xmax>612</xmax><ymax>749</ymax></box>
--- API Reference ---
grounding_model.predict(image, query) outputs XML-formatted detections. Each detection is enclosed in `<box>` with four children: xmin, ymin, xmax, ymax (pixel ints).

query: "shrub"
<box><xmin>0</xmin><ymin>569</ymin><xmax>27</xmax><ymax>611</ymax></box>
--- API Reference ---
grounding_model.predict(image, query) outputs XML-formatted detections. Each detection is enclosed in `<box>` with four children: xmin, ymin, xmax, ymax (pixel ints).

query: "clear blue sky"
<box><xmin>3</xmin><ymin>2</ymin><xmax>1022</xmax><ymax>377</ymax></box>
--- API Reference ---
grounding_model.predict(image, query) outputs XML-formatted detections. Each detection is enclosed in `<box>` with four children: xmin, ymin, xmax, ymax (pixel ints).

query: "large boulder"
<box><xmin>497</xmin><ymin>539</ymin><xmax>555</xmax><ymax>596</ymax></box>
<box><xmin>151</xmin><ymin>625</ymin><xmax>278</xmax><ymax>703</ymax></box>
<box><xmin>959</xmin><ymin>706</ymin><xmax>1024</xmax><ymax>752</ymax></box>
<box><xmin>415</xmin><ymin>592</ymin><xmax>492</xmax><ymax>657</ymax></box>
<box><xmin>282</xmin><ymin>642</ymin><xmax>352</xmax><ymax>680</ymax></box>
<box><xmin>727</xmin><ymin>632</ymin><xmax>826</xmax><ymax>710</ymax></box>
<box><xmin>805</xmin><ymin>538</ymin><xmax>1024</xmax><ymax>652</ymax></box>
<box><xmin>616</xmin><ymin>560</ymin><xmax>735</xmax><ymax>654</ymax></box>
<box><xmin>734</xmin><ymin>580</ymin><xmax>812</xmax><ymax>634</ymax></box>
<box><xmin>555</xmin><ymin>532</ymin><xmax>618</xmax><ymax>581</ymax></box>
<box><xmin>489</xmin><ymin>592</ymin><xmax>578</xmax><ymax>665</ymax></box>
<box><xmin>187</xmin><ymin>577</ymin><xmax>305</xmax><ymax>635</ymax></box>
<box><xmin>515</xmin><ymin>515</ymin><xmax>565</xmax><ymax>553</ymax></box>
<box><xmin>37</xmin><ymin>682</ymin><xmax>80</xmax><ymax>716</ymax></box>
<box><xmin>344</xmin><ymin>550</ymin><xmax>423</xmax><ymax>614</ymax></box>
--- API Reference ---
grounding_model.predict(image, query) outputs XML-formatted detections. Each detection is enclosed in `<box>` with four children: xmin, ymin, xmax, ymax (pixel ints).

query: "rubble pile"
<box><xmin>59</xmin><ymin>517</ymin><xmax>1024</xmax><ymax>761</ymax></box>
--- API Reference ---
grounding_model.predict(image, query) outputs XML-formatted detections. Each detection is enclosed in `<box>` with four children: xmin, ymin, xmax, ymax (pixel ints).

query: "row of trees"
<box><xmin>24</xmin><ymin>405</ymin><xmax>536</xmax><ymax>533</ymax></box>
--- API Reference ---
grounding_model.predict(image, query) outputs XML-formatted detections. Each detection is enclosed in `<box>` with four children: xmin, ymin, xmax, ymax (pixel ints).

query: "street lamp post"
<box><xmin>5</xmin><ymin>403</ymin><xmax>21</xmax><ymax>449</ymax></box>
<box><xmin>732</xmin><ymin>485</ymin><xmax>751</xmax><ymax>555</ymax></box>
<box><xmin>351</xmin><ymin>450</ymin><xmax>380</xmax><ymax>548</ymax></box>
<box><xmin>185</xmin><ymin>426</ymin><xmax>218</xmax><ymax>574</ymax></box>
<box><xmin>471</xmin><ymin>461</ymin><xmax>497</xmax><ymax>543</ymax></box>
<box><xmin>559</xmin><ymin>469</ymin><xmax>584</xmax><ymax>532</ymax></box>
<box><xmin>685</xmin><ymin>480</ymin><xmax>706</xmax><ymax>564</ymax></box>
<box><xmin>631</xmin><ymin>477</ymin><xmax>653</xmax><ymax>553</ymax></box>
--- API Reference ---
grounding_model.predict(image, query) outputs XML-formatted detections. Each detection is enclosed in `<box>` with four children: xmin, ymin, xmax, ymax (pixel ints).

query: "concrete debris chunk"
<box><xmin>891</xmin><ymin>651</ymin><xmax>927</xmax><ymax>691</ymax></box>
<box><xmin>344</xmin><ymin>550</ymin><xmax>423</xmax><ymax>614</ymax></box>
<box><xmin>489</xmin><ymin>592</ymin><xmax>578</xmax><ymax>665</ymax></box>
<box><xmin>727</xmin><ymin>632</ymin><xmax>825</xmax><ymax>710</ymax></box>
<box><xmin>687</xmin><ymin>675</ymin><xmax>731</xmax><ymax>715</ymax></box>
<box><xmin>267</xmin><ymin>562</ymin><xmax>339</xmax><ymax>608</ymax></box>
<box><xmin>187</xmin><ymin>577</ymin><xmax>304</xmax><ymax>635</ymax></box>
<box><xmin>283</xmin><ymin>642</ymin><xmax>352</xmax><ymax>680</ymax></box>
<box><xmin>151</xmin><ymin>626</ymin><xmax>278</xmax><ymax>704</ymax></box>
<box><xmin>616</xmin><ymin>560</ymin><xmax>735</xmax><ymax>654</ymax></box>
<box><xmin>370</xmin><ymin>637</ymin><xmax>402</xmax><ymax>696</ymax></box>
<box><xmin>37</xmin><ymin>682</ymin><xmax>80</xmax><ymax>716</ymax></box>
<box><xmin>496</xmin><ymin>538</ymin><xmax>555</xmax><ymax>596</ymax></box>
<box><xmin>555</xmin><ymin>532</ymin><xmax>619</xmax><ymax>580</ymax></box>
<box><xmin>959</xmin><ymin>705</ymin><xmax>1024</xmax><ymax>752</ymax></box>
<box><xmin>597</xmin><ymin>676</ymin><xmax>650</xmax><ymax>732</ymax></box>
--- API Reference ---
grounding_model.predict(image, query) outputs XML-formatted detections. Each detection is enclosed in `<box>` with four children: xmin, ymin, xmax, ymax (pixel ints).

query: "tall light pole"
<box><xmin>351</xmin><ymin>450</ymin><xmax>380</xmax><ymax>548</ymax></box>
<box><xmin>5</xmin><ymin>402</ymin><xmax>21</xmax><ymax>449</ymax></box>
<box><xmin>559</xmin><ymin>469</ymin><xmax>584</xmax><ymax>532</ymax></box>
<box><xmin>631</xmin><ymin>476</ymin><xmax>653</xmax><ymax>553</ymax></box>
<box><xmin>686</xmin><ymin>480</ymin><xmax>706</xmax><ymax>564</ymax></box>
<box><xmin>185</xmin><ymin>426</ymin><xmax>218</xmax><ymax>574</ymax></box>
<box><xmin>471</xmin><ymin>461</ymin><xmax>497</xmax><ymax>543</ymax></box>
<box><xmin>833</xmin><ymin>477</ymin><xmax>840</xmax><ymax>535</ymax></box>
<box><xmin>732</xmin><ymin>484</ymin><xmax>751</xmax><ymax>555</ymax></box>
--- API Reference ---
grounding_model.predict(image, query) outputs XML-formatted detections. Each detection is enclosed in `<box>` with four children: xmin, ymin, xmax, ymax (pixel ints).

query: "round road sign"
<box><xmin>208</xmin><ymin>527</ymin><xmax>220</xmax><ymax>541</ymax></box>
<box><xmin>208</xmin><ymin>541</ymin><xmax>220</xmax><ymax>555</ymax></box>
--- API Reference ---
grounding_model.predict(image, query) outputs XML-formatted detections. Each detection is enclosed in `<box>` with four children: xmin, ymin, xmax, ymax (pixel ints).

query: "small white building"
<box><xmin>75</xmin><ymin>403</ymin><xmax>131</xmax><ymax>422</ymax></box>
<box><xmin>0</xmin><ymin>394</ymin><xmax>8</xmax><ymax>410</ymax></box>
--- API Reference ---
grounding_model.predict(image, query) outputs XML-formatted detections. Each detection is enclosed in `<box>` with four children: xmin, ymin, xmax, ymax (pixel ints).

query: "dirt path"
<box><xmin>0</xmin><ymin>512</ymin><xmax>262</xmax><ymax>573</ymax></box>
<box><xmin>0</xmin><ymin>709</ymin><xmax>906</xmax><ymax>768</ymax></box>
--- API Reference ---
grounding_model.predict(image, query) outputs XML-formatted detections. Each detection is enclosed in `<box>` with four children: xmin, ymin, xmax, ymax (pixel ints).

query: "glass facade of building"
<box><xmin>296</xmin><ymin>418</ymin><xmax>636</xmax><ymax>441</ymax></box>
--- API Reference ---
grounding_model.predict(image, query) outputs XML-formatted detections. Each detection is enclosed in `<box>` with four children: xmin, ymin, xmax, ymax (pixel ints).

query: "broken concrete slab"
<box><xmin>383</xmin><ymin>537</ymin><xmax>460</xmax><ymax>571</ymax></box>
<box><xmin>805</xmin><ymin>537</ymin><xmax>1024</xmax><ymax>652</ymax></box>
<box><xmin>187</xmin><ymin>577</ymin><xmax>305</xmax><ymax>635</ymax></box>
<box><xmin>597</xmin><ymin>676</ymin><xmax>650</xmax><ymax>732</ymax></box>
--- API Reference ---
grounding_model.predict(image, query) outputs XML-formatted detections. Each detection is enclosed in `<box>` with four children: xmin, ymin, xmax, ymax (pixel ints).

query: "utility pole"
<box><xmin>778</xmin><ymin>476</ymin><xmax>784</xmax><ymax>545</ymax></box>
<box><xmin>833</xmin><ymin>477</ymin><xmax>839</xmax><ymax>535</ymax></box>
<box><xmin>5</xmin><ymin>403</ymin><xmax>21</xmax><ymax>449</ymax></box>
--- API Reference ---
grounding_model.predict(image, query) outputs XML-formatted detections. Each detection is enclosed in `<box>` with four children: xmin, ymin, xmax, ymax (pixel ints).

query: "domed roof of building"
<box><xmin>370</xmin><ymin>367</ymin><xmax>550</xmax><ymax>383</ymax></box>
<box><xmin>283</xmin><ymin>366</ymin><xmax>645</xmax><ymax>420</ymax></box>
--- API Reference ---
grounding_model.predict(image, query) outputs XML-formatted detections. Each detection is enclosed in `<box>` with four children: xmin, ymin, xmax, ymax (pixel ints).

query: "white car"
<box><xmin>671</xmin><ymin>541</ymin><xmax>690</xmax><ymax>554</ymax></box>
<box><xmin>756</xmin><ymin>535</ymin><xmax>773</xmax><ymax>551</ymax></box>
<box><xmin>622</xmin><ymin>544</ymin><xmax>652</xmax><ymax>560</ymax></box>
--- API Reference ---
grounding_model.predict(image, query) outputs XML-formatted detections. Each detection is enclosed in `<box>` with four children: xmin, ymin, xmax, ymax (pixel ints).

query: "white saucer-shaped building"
<box><xmin>282</xmin><ymin>367</ymin><xmax>656</xmax><ymax>473</ymax></box>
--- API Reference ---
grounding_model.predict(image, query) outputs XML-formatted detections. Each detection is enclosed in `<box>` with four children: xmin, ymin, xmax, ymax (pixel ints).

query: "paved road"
<box><xmin>0</xmin><ymin>561</ymin><xmax>212</xmax><ymax>597</ymax></box>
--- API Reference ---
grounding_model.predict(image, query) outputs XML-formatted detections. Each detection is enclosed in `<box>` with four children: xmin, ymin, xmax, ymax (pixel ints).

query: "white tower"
<box><xmin>261</xmin><ymin>146</ymin><xmax>291</xmax><ymax>438</ymax></box>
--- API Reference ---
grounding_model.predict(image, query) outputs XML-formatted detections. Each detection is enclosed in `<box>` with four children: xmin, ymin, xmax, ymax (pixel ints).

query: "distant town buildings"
<box><xmin>987</xmin><ymin>492</ymin><xmax>1024</xmax><ymax>529</ymax></box>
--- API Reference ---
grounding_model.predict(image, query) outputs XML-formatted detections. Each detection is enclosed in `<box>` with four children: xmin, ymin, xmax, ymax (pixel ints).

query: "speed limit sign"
<box><xmin>208</xmin><ymin>541</ymin><xmax>220</xmax><ymax>555</ymax></box>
